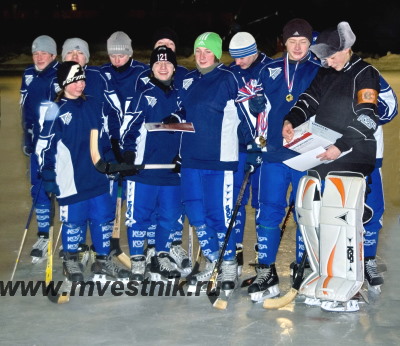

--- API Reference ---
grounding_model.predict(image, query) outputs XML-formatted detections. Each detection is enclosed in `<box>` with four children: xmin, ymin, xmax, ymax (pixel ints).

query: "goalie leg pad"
<box><xmin>315</xmin><ymin>172</ymin><xmax>365</xmax><ymax>302</ymax></box>
<box><xmin>295</xmin><ymin>171</ymin><xmax>322</xmax><ymax>298</ymax></box>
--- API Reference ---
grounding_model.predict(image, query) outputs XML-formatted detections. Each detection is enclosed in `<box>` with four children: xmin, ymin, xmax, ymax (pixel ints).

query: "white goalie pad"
<box><xmin>315</xmin><ymin>172</ymin><xmax>365</xmax><ymax>302</ymax></box>
<box><xmin>295</xmin><ymin>171</ymin><xmax>322</xmax><ymax>298</ymax></box>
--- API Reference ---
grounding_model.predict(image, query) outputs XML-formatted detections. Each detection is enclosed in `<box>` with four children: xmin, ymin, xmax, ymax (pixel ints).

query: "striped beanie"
<box><xmin>229</xmin><ymin>32</ymin><xmax>258</xmax><ymax>58</ymax></box>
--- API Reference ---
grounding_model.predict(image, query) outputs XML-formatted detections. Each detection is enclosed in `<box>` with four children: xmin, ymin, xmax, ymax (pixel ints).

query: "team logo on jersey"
<box><xmin>25</xmin><ymin>75</ymin><xmax>34</xmax><ymax>86</ymax></box>
<box><xmin>104</xmin><ymin>72</ymin><xmax>111</xmax><ymax>80</ymax></box>
<box><xmin>268</xmin><ymin>67</ymin><xmax>282</xmax><ymax>80</ymax></box>
<box><xmin>145</xmin><ymin>96</ymin><xmax>157</xmax><ymax>107</ymax></box>
<box><xmin>54</xmin><ymin>82</ymin><xmax>61</xmax><ymax>93</ymax></box>
<box><xmin>183</xmin><ymin>78</ymin><xmax>193</xmax><ymax>90</ymax></box>
<box><xmin>59</xmin><ymin>112</ymin><xmax>72</xmax><ymax>125</ymax></box>
<box><xmin>141</xmin><ymin>76</ymin><xmax>150</xmax><ymax>85</ymax></box>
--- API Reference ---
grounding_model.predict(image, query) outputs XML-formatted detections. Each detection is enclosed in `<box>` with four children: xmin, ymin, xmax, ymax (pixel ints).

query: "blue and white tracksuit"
<box><xmin>36</xmin><ymin>96</ymin><xmax>115</xmax><ymax>256</ymax></box>
<box><xmin>20</xmin><ymin>60</ymin><xmax>59</xmax><ymax>237</ymax></box>
<box><xmin>178</xmin><ymin>64</ymin><xmax>255</xmax><ymax>261</ymax></box>
<box><xmin>229</xmin><ymin>52</ymin><xmax>272</xmax><ymax>247</ymax></box>
<box><xmin>120</xmin><ymin>79</ymin><xmax>183</xmax><ymax>255</ymax></box>
<box><xmin>255</xmin><ymin>52</ymin><xmax>321</xmax><ymax>265</ymax></box>
<box><xmin>364</xmin><ymin>76</ymin><xmax>398</xmax><ymax>258</ymax></box>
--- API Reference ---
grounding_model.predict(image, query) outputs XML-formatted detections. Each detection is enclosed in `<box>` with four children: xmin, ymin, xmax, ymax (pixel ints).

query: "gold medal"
<box><xmin>255</xmin><ymin>135</ymin><xmax>267</xmax><ymax>148</ymax></box>
<box><xmin>286</xmin><ymin>94</ymin><xmax>293</xmax><ymax>102</ymax></box>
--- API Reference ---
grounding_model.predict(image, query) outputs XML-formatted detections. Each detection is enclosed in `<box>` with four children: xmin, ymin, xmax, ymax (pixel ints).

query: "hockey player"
<box><xmin>282</xmin><ymin>22</ymin><xmax>380</xmax><ymax>311</ymax></box>
<box><xmin>228</xmin><ymin>31</ymin><xmax>272</xmax><ymax>276</ymax></box>
<box><xmin>135</xmin><ymin>26</ymin><xmax>190</xmax><ymax>270</ymax></box>
<box><xmin>119</xmin><ymin>46</ymin><xmax>183</xmax><ymax>282</ymax></box>
<box><xmin>60</xmin><ymin>37</ymin><xmax>120</xmax><ymax>264</ymax></box>
<box><xmin>36</xmin><ymin>61</ymin><xmax>131</xmax><ymax>283</ymax></box>
<box><xmin>20</xmin><ymin>35</ymin><xmax>59</xmax><ymax>263</ymax></box>
<box><xmin>246</xmin><ymin>19</ymin><xmax>321</xmax><ymax>302</ymax></box>
<box><xmin>174</xmin><ymin>32</ymin><xmax>255</xmax><ymax>295</ymax></box>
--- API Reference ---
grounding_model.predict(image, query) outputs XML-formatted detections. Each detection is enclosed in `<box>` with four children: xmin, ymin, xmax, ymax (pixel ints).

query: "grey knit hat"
<box><xmin>32</xmin><ymin>35</ymin><xmax>57</xmax><ymax>55</ymax></box>
<box><xmin>310</xmin><ymin>22</ymin><xmax>356</xmax><ymax>63</ymax></box>
<box><xmin>62</xmin><ymin>38</ymin><xmax>90</xmax><ymax>63</ymax></box>
<box><xmin>107</xmin><ymin>31</ymin><xmax>133</xmax><ymax>55</ymax></box>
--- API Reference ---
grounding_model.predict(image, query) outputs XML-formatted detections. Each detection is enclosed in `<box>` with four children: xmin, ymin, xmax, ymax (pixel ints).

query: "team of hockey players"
<box><xmin>20</xmin><ymin>17</ymin><xmax>397</xmax><ymax>310</ymax></box>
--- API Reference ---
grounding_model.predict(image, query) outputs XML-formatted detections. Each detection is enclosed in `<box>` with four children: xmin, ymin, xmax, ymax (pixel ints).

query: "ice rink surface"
<box><xmin>0</xmin><ymin>73</ymin><xmax>399</xmax><ymax>345</ymax></box>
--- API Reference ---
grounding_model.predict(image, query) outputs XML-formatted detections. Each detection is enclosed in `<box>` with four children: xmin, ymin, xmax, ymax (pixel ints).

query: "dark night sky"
<box><xmin>1</xmin><ymin>0</ymin><xmax>399</xmax><ymax>58</ymax></box>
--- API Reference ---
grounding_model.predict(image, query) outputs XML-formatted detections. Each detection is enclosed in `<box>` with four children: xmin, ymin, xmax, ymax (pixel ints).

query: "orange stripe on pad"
<box><xmin>322</xmin><ymin>246</ymin><xmax>336</xmax><ymax>295</ymax></box>
<box><xmin>302</xmin><ymin>180</ymin><xmax>316</xmax><ymax>200</ymax></box>
<box><xmin>328</xmin><ymin>177</ymin><xmax>346</xmax><ymax>207</ymax></box>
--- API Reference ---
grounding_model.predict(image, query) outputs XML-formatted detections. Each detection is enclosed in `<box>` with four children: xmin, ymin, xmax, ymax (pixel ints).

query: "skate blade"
<box><xmin>91</xmin><ymin>274</ymin><xmax>130</xmax><ymax>284</ymax></box>
<box><xmin>367</xmin><ymin>283</ymin><xmax>382</xmax><ymax>294</ymax></box>
<box><xmin>148</xmin><ymin>272</ymin><xmax>180</xmax><ymax>283</ymax></box>
<box><xmin>187</xmin><ymin>282</ymin><xmax>208</xmax><ymax>294</ymax></box>
<box><xmin>304</xmin><ymin>297</ymin><xmax>322</xmax><ymax>306</ymax></box>
<box><xmin>320</xmin><ymin>299</ymin><xmax>360</xmax><ymax>312</ymax></box>
<box><xmin>31</xmin><ymin>256</ymin><xmax>46</xmax><ymax>264</ymax></box>
<box><xmin>249</xmin><ymin>285</ymin><xmax>280</xmax><ymax>303</ymax></box>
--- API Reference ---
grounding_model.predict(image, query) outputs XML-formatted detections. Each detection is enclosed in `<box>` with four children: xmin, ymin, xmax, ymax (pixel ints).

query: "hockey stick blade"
<box><xmin>263</xmin><ymin>251</ymin><xmax>308</xmax><ymax>309</ymax></box>
<box><xmin>90</xmin><ymin>128</ymin><xmax>175</xmax><ymax>173</ymax></box>
<box><xmin>145</xmin><ymin>122</ymin><xmax>195</xmax><ymax>132</ymax></box>
<box><xmin>47</xmin><ymin>279</ymin><xmax>71</xmax><ymax>304</ymax></box>
<box><xmin>208</xmin><ymin>169</ymin><xmax>253</xmax><ymax>309</ymax></box>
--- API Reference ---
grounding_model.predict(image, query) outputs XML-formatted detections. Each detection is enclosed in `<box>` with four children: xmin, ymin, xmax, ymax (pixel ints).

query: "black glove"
<box><xmin>121</xmin><ymin>151</ymin><xmax>138</xmax><ymax>177</ymax></box>
<box><xmin>41</xmin><ymin>170</ymin><xmax>60</xmax><ymax>196</ymax></box>
<box><xmin>171</xmin><ymin>154</ymin><xmax>182</xmax><ymax>173</ymax></box>
<box><xmin>111</xmin><ymin>138</ymin><xmax>124</xmax><ymax>163</ymax></box>
<box><xmin>248</xmin><ymin>94</ymin><xmax>266</xmax><ymax>116</ymax></box>
<box><xmin>162</xmin><ymin>113</ymin><xmax>181</xmax><ymax>124</ymax></box>
<box><xmin>245</xmin><ymin>141</ymin><xmax>262</xmax><ymax>172</ymax></box>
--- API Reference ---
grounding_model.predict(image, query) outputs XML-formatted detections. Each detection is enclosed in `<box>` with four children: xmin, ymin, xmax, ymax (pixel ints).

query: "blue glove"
<box><xmin>248</xmin><ymin>94</ymin><xmax>266</xmax><ymax>116</ymax></box>
<box><xmin>245</xmin><ymin>141</ymin><xmax>262</xmax><ymax>172</ymax></box>
<box><xmin>41</xmin><ymin>170</ymin><xmax>60</xmax><ymax>196</ymax></box>
<box><xmin>162</xmin><ymin>113</ymin><xmax>181</xmax><ymax>124</ymax></box>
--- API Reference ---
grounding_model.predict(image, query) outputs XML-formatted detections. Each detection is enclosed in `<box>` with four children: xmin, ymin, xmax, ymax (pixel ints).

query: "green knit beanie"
<box><xmin>194</xmin><ymin>32</ymin><xmax>222</xmax><ymax>59</ymax></box>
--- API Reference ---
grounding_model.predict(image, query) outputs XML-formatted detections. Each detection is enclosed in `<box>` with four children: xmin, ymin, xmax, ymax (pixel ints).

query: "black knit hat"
<box><xmin>150</xmin><ymin>45</ymin><xmax>177</xmax><ymax>69</ymax></box>
<box><xmin>282</xmin><ymin>18</ymin><xmax>313</xmax><ymax>44</ymax></box>
<box><xmin>151</xmin><ymin>27</ymin><xmax>179</xmax><ymax>48</ymax></box>
<box><xmin>57</xmin><ymin>61</ymin><xmax>85</xmax><ymax>88</ymax></box>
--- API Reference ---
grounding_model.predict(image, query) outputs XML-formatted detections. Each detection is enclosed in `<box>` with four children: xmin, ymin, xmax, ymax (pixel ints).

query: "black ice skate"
<box><xmin>187</xmin><ymin>259</ymin><xmax>216</xmax><ymax>293</ymax></box>
<box><xmin>63</xmin><ymin>252</ymin><xmax>84</xmax><ymax>282</ymax></box>
<box><xmin>30</xmin><ymin>234</ymin><xmax>49</xmax><ymax>264</ymax></box>
<box><xmin>91</xmin><ymin>252</ymin><xmax>131</xmax><ymax>284</ymax></box>
<box><xmin>148</xmin><ymin>251</ymin><xmax>181</xmax><ymax>282</ymax></box>
<box><xmin>169</xmin><ymin>243</ymin><xmax>191</xmax><ymax>277</ymax></box>
<box><xmin>217</xmin><ymin>260</ymin><xmax>238</xmax><ymax>296</ymax></box>
<box><xmin>365</xmin><ymin>257</ymin><xmax>384</xmax><ymax>293</ymax></box>
<box><xmin>248</xmin><ymin>263</ymin><xmax>280</xmax><ymax>303</ymax></box>
<box><xmin>131</xmin><ymin>255</ymin><xmax>146</xmax><ymax>283</ymax></box>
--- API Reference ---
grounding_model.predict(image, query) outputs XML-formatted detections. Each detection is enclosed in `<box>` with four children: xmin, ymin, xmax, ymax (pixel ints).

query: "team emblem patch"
<box><xmin>60</xmin><ymin>112</ymin><xmax>72</xmax><ymax>125</ymax></box>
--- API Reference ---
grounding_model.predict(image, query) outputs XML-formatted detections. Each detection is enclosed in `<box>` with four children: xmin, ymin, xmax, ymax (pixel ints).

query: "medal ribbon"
<box><xmin>284</xmin><ymin>54</ymin><xmax>299</xmax><ymax>94</ymax></box>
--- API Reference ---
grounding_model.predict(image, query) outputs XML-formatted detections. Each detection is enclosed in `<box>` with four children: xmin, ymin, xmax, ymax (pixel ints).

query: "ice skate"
<box><xmin>145</xmin><ymin>246</ymin><xmax>156</xmax><ymax>271</ymax></box>
<box><xmin>248</xmin><ymin>263</ymin><xmax>280</xmax><ymax>303</ymax></box>
<box><xmin>59</xmin><ymin>243</ymin><xmax>92</xmax><ymax>268</ymax></box>
<box><xmin>187</xmin><ymin>259</ymin><xmax>216</xmax><ymax>294</ymax></box>
<box><xmin>148</xmin><ymin>251</ymin><xmax>181</xmax><ymax>282</ymax></box>
<box><xmin>217</xmin><ymin>260</ymin><xmax>238</xmax><ymax>297</ymax></box>
<box><xmin>320</xmin><ymin>299</ymin><xmax>360</xmax><ymax>312</ymax></box>
<box><xmin>63</xmin><ymin>252</ymin><xmax>84</xmax><ymax>282</ymax></box>
<box><xmin>235</xmin><ymin>244</ymin><xmax>244</xmax><ymax>277</ymax></box>
<box><xmin>30</xmin><ymin>235</ymin><xmax>49</xmax><ymax>263</ymax></box>
<box><xmin>91</xmin><ymin>252</ymin><xmax>131</xmax><ymax>284</ymax></box>
<box><xmin>365</xmin><ymin>257</ymin><xmax>384</xmax><ymax>294</ymax></box>
<box><xmin>169</xmin><ymin>243</ymin><xmax>191</xmax><ymax>277</ymax></box>
<box><xmin>131</xmin><ymin>255</ymin><xmax>146</xmax><ymax>283</ymax></box>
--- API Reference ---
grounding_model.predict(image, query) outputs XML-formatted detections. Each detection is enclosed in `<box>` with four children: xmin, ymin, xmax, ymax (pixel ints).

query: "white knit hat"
<box><xmin>229</xmin><ymin>32</ymin><xmax>258</xmax><ymax>58</ymax></box>
<box><xmin>107</xmin><ymin>31</ymin><xmax>133</xmax><ymax>55</ymax></box>
<box><xmin>32</xmin><ymin>35</ymin><xmax>57</xmax><ymax>55</ymax></box>
<box><xmin>62</xmin><ymin>38</ymin><xmax>90</xmax><ymax>63</ymax></box>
